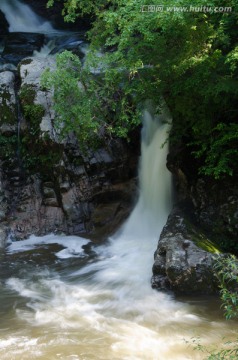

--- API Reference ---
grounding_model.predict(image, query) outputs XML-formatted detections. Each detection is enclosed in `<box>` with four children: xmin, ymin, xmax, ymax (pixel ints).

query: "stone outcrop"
<box><xmin>152</xmin><ymin>208</ymin><xmax>218</xmax><ymax>294</ymax></box>
<box><xmin>152</xmin><ymin>143</ymin><xmax>238</xmax><ymax>294</ymax></box>
<box><xmin>0</xmin><ymin>56</ymin><xmax>139</xmax><ymax>242</ymax></box>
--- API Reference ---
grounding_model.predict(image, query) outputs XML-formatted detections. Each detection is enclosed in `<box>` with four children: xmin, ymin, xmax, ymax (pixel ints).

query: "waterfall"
<box><xmin>0</xmin><ymin>0</ymin><xmax>54</xmax><ymax>33</ymax></box>
<box><xmin>2</xmin><ymin>103</ymin><xmax>236</xmax><ymax>359</ymax></box>
<box><xmin>93</xmin><ymin>104</ymin><xmax>173</xmax><ymax>290</ymax></box>
<box><xmin>123</xmin><ymin>103</ymin><xmax>172</xmax><ymax>239</ymax></box>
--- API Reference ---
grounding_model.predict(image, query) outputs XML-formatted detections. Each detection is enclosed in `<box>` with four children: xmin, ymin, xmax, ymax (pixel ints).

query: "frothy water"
<box><xmin>0</xmin><ymin>109</ymin><xmax>237</xmax><ymax>359</ymax></box>
<box><xmin>0</xmin><ymin>0</ymin><xmax>54</xmax><ymax>33</ymax></box>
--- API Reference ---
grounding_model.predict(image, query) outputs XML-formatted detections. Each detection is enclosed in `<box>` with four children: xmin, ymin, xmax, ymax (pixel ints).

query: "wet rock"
<box><xmin>48</xmin><ymin>33</ymin><xmax>86</xmax><ymax>59</ymax></box>
<box><xmin>0</xmin><ymin>71</ymin><xmax>17</xmax><ymax>135</ymax></box>
<box><xmin>2</xmin><ymin>32</ymin><xmax>45</xmax><ymax>65</ymax></box>
<box><xmin>152</xmin><ymin>208</ymin><xmax>219</xmax><ymax>294</ymax></box>
<box><xmin>19</xmin><ymin>57</ymin><xmax>56</xmax><ymax>139</ymax></box>
<box><xmin>0</xmin><ymin>10</ymin><xmax>9</xmax><ymax>35</ymax></box>
<box><xmin>0</xmin><ymin>172</ymin><xmax>7</xmax><ymax>222</ymax></box>
<box><xmin>42</xmin><ymin>185</ymin><xmax>59</xmax><ymax>207</ymax></box>
<box><xmin>0</xmin><ymin>227</ymin><xmax>7</xmax><ymax>248</ymax></box>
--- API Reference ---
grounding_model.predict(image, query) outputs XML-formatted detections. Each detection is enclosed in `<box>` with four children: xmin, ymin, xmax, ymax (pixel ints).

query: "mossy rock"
<box><xmin>19</xmin><ymin>84</ymin><xmax>37</xmax><ymax>106</ymax></box>
<box><xmin>183</xmin><ymin>218</ymin><xmax>221</xmax><ymax>254</ymax></box>
<box><xmin>0</xmin><ymin>134</ymin><xmax>17</xmax><ymax>162</ymax></box>
<box><xmin>0</xmin><ymin>81</ymin><xmax>17</xmax><ymax>127</ymax></box>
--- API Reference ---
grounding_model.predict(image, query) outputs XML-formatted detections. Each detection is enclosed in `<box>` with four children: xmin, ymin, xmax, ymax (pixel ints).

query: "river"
<box><xmin>0</xmin><ymin>1</ymin><xmax>237</xmax><ymax>359</ymax></box>
<box><xmin>0</xmin><ymin>106</ymin><xmax>236</xmax><ymax>359</ymax></box>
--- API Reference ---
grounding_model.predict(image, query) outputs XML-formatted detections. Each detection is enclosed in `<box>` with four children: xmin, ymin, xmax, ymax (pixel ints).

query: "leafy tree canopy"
<box><xmin>45</xmin><ymin>0</ymin><xmax>238</xmax><ymax>178</ymax></box>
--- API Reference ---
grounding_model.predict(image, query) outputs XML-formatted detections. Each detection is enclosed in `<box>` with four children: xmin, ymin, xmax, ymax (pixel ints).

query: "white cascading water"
<box><xmin>0</xmin><ymin>0</ymin><xmax>54</xmax><ymax>33</ymax></box>
<box><xmin>2</xmin><ymin>106</ymin><xmax>236</xmax><ymax>359</ymax></box>
<box><xmin>0</xmin><ymin>0</ymin><xmax>237</xmax><ymax>354</ymax></box>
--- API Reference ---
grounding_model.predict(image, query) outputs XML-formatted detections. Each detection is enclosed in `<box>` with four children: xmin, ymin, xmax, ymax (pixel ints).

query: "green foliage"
<box><xmin>193</xmin><ymin>123</ymin><xmax>238</xmax><ymax>179</ymax></box>
<box><xmin>19</xmin><ymin>83</ymin><xmax>63</xmax><ymax>177</ymax></box>
<box><xmin>20</xmin><ymin>136</ymin><xmax>63</xmax><ymax>178</ymax></box>
<box><xmin>41</xmin><ymin>50</ymin><xmax>140</xmax><ymax>147</ymax></box>
<box><xmin>214</xmin><ymin>254</ymin><xmax>238</xmax><ymax>320</ymax></box>
<box><xmin>191</xmin><ymin>337</ymin><xmax>238</xmax><ymax>359</ymax></box>
<box><xmin>19</xmin><ymin>84</ymin><xmax>36</xmax><ymax>105</ymax></box>
<box><xmin>190</xmin><ymin>255</ymin><xmax>238</xmax><ymax>359</ymax></box>
<box><xmin>46</xmin><ymin>0</ymin><xmax>238</xmax><ymax>178</ymax></box>
<box><xmin>0</xmin><ymin>134</ymin><xmax>17</xmax><ymax>162</ymax></box>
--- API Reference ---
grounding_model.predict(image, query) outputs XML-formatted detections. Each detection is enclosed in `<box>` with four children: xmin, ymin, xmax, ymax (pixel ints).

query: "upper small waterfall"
<box><xmin>0</xmin><ymin>0</ymin><xmax>54</xmax><ymax>33</ymax></box>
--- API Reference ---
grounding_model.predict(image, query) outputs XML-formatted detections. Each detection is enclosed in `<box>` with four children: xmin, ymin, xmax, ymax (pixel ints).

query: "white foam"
<box><xmin>7</xmin><ymin>234</ymin><xmax>89</xmax><ymax>259</ymax></box>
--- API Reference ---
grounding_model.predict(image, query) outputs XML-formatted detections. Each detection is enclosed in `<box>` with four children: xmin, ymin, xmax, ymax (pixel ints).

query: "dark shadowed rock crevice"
<box><xmin>152</xmin><ymin>142</ymin><xmax>238</xmax><ymax>294</ymax></box>
<box><xmin>167</xmin><ymin>144</ymin><xmax>238</xmax><ymax>252</ymax></box>
<box><xmin>0</xmin><ymin>10</ymin><xmax>9</xmax><ymax>35</ymax></box>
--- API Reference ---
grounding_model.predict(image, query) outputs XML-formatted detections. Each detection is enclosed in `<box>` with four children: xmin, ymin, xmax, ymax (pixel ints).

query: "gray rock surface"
<box><xmin>152</xmin><ymin>208</ymin><xmax>218</xmax><ymax>294</ymax></box>
<box><xmin>0</xmin><ymin>227</ymin><xmax>7</xmax><ymax>248</ymax></box>
<box><xmin>0</xmin><ymin>56</ymin><xmax>139</xmax><ymax>242</ymax></box>
<box><xmin>0</xmin><ymin>71</ymin><xmax>17</xmax><ymax>135</ymax></box>
<box><xmin>19</xmin><ymin>57</ymin><xmax>56</xmax><ymax>139</ymax></box>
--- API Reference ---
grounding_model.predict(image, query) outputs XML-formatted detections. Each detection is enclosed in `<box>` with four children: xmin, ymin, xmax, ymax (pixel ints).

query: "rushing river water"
<box><xmin>0</xmin><ymin>108</ymin><xmax>237</xmax><ymax>360</ymax></box>
<box><xmin>0</xmin><ymin>1</ymin><xmax>237</xmax><ymax>359</ymax></box>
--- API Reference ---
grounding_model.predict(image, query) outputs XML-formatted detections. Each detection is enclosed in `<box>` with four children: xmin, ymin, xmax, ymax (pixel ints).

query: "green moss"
<box><xmin>0</xmin><ymin>134</ymin><xmax>17</xmax><ymax>162</ymax></box>
<box><xmin>23</xmin><ymin>104</ymin><xmax>45</xmax><ymax>136</ymax></box>
<box><xmin>20</xmin><ymin>134</ymin><xmax>64</xmax><ymax>179</ymax></box>
<box><xmin>19</xmin><ymin>84</ymin><xmax>36</xmax><ymax>106</ymax></box>
<box><xmin>184</xmin><ymin>218</ymin><xmax>221</xmax><ymax>254</ymax></box>
<box><xmin>18</xmin><ymin>84</ymin><xmax>63</xmax><ymax>178</ymax></box>
<box><xmin>19</xmin><ymin>58</ymin><xmax>33</xmax><ymax>66</ymax></box>
<box><xmin>0</xmin><ymin>90</ymin><xmax>16</xmax><ymax>125</ymax></box>
<box><xmin>194</xmin><ymin>235</ymin><xmax>221</xmax><ymax>254</ymax></box>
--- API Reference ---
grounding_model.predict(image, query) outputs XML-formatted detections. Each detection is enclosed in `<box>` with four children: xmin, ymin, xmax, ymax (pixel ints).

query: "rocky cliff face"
<box><xmin>0</xmin><ymin>56</ymin><xmax>139</xmax><ymax>246</ymax></box>
<box><xmin>152</xmin><ymin>146</ymin><xmax>238</xmax><ymax>294</ymax></box>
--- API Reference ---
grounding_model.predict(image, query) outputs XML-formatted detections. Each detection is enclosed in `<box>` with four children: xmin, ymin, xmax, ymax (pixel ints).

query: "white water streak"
<box><xmin>0</xmin><ymin>0</ymin><xmax>54</xmax><ymax>33</ymax></box>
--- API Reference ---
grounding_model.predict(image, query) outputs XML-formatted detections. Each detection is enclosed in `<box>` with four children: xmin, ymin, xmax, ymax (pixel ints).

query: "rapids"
<box><xmin>0</xmin><ymin>2</ymin><xmax>237</xmax><ymax>358</ymax></box>
<box><xmin>0</xmin><ymin>108</ymin><xmax>237</xmax><ymax>359</ymax></box>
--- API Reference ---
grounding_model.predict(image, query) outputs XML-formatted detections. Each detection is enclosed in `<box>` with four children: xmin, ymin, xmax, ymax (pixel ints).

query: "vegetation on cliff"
<box><xmin>46</xmin><ymin>0</ymin><xmax>238</xmax><ymax>179</ymax></box>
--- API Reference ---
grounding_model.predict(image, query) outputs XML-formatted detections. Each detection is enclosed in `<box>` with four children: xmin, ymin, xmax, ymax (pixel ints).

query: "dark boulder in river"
<box><xmin>0</xmin><ymin>10</ymin><xmax>9</xmax><ymax>35</ymax></box>
<box><xmin>152</xmin><ymin>208</ymin><xmax>219</xmax><ymax>294</ymax></box>
<box><xmin>2</xmin><ymin>32</ymin><xmax>45</xmax><ymax>65</ymax></box>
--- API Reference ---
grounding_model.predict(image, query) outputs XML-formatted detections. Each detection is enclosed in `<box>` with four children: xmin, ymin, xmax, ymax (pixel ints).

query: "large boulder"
<box><xmin>152</xmin><ymin>208</ymin><xmax>219</xmax><ymax>294</ymax></box>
